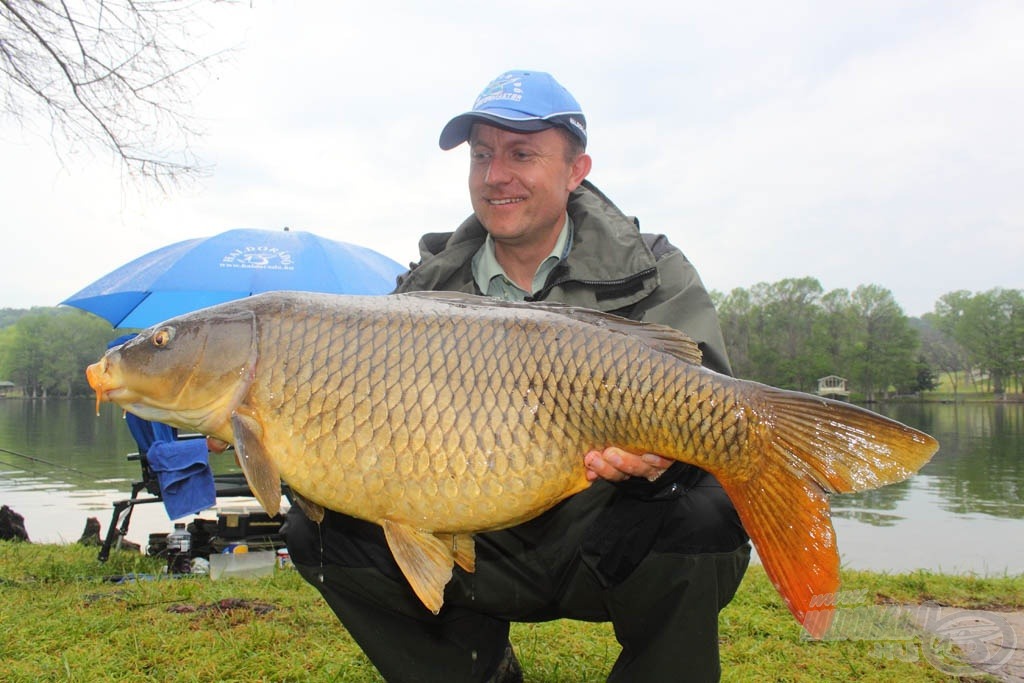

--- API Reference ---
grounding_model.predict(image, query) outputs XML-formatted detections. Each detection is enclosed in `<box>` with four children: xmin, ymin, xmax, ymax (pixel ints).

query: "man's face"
<box><xmin>468</xmin><ymin>124</ymin><xmax>591</xmax><ymax>248</ymax></box>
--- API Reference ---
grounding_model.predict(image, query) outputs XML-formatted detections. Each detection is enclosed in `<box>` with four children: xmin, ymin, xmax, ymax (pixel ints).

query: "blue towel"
<box><xmin>146</xmin><ymin>439</ymin><xmax>216</xmax><ymax>520</ymax></box>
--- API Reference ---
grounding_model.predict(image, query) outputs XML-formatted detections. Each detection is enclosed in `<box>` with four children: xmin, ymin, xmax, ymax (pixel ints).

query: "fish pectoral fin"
<box><xmin>719</xmin><ymin>471</ymin><xmax>837</xmax><ymax>640</ymax></box>
<box><xmin>291</xmin><ymin>492</ymin><xmax>325</xmax><ymax>523</ymax></box>
<box><xmin>230</xmin><ymin>411</ymin><xmax>282</xmax><ymax>517</ymax></box>
<box><xmin>436</xmin><ymin>533</ymin><xmax>476</xmax><ymax>573</ymax></box>
<box><xmin>381</xmin><ymin>520</ymin><xmax>458</xmax><ymax>615</ymax></box>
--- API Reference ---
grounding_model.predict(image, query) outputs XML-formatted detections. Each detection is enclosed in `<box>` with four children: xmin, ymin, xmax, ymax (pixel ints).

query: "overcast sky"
<box><xmin>3</xmin><ymin>0</ymin><xmax>1021</xmax><ymax>318</ymax></box>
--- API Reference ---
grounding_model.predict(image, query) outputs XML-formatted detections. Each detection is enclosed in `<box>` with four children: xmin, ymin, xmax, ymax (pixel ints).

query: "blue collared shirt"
<box><xmin>471</xmin><ymin>214</ymin><xmax>574</xmax><ymax>301</ymax></box>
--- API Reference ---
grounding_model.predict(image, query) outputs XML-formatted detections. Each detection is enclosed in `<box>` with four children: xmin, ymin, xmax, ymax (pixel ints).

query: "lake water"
<box><xmin>0</xmin><ymin>399</ymin><xmax>1021</xmax><ymax>575</ymax></box>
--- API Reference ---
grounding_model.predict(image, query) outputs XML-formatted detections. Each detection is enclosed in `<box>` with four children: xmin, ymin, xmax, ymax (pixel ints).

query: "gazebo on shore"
<box><xmin>816</xmin><ymin>375</ymin><xmax>850</xmax><ymax>400</ymax></box>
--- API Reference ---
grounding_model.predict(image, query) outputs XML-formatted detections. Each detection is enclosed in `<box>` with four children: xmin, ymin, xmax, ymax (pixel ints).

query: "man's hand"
<box><xmin>206</xmin><ymin>436</ymin><xmax>230</xmax><ymax>453</ymax></box>
<box><xmin>584</xmin><ymin>447</ymin><xmax>673</xmax><ymax>483</ymax></box>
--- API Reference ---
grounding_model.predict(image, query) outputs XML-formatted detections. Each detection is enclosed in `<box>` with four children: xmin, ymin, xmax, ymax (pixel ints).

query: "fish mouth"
<box><xmin>86</xmin><ymin>359</ymin><xmax>116</xmax><ymax>415</ymax></box>
<box><xmin>85</xmin><ymin>356</ymin><xmax>243</xmax><ymax>442</ymax></box>
<box><xmin>86</xmin><ymin>360</ymin><xmax>138</xmax><ymax>418</ymax></box>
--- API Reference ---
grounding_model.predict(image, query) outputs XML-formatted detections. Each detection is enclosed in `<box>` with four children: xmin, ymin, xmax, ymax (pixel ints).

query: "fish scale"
<box><xmin>86</xmin><ymin>290</ymin><xmax>938</xmax><ymax>636</ymax></box>
<box><xmin>257</xmin><ymin>299</ymin><xmax>633</xmax><ymax>526</ymax></box>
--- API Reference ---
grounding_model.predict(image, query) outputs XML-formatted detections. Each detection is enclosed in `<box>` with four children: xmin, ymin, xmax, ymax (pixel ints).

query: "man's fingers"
<box><xmin>584</xmin><ymin>450</ymin><xmax>628</xmax><ymax>482</ymax></box>
<box><xmin>584</xmin><ymin>447</ymin><xmax>671</xmax><ymax>483</ymax></box>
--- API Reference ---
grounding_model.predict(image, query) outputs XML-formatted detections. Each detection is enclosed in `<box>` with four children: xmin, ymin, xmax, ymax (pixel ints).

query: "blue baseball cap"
<box><xmin>439</xmin><ymin>70</ymin><xmax>587</xmax><ymax>150</ymax></box>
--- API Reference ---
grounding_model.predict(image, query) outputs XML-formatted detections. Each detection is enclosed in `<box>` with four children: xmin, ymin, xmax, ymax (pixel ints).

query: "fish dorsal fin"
<box><xmin>382</xmin><ymin>520</ymin><xmax>468</xmax><ymax>614</ymax></box>
<box><xmin>231</xmin><ymin>411</ymin><xmax>283</xmax><ymax>517</ymax></box>
<box><xmin>401</xmin><ymin>291</ymin><xmax>703</xmax><ymax>366</ymax></box>
<box><xmin>292</xmin><ymin>491</ymin><xmax>325</xmax><ymax>523</ymax></box>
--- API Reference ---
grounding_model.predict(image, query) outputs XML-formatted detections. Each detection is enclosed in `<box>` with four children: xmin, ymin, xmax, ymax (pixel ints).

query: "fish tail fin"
<box><xmin>719</xmin><ymin>468</ymin><xmax>838</xmax><ymax>638</ymax></box>
<box><xmin>752</xmin><ymin>387</ymin><xmax>939</xmax><ymax>494</ymax></box>
<box><xmin>719</xmin><ymin>387</ymin><xmax>939</xmax><ymax>637</ymax></box>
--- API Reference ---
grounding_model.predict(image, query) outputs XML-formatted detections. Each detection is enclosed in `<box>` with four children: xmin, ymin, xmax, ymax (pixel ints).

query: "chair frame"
<box><xmin>97</xmin><ymin>441</ymin><xmax>273</xmax><ymax>562</ymax></box>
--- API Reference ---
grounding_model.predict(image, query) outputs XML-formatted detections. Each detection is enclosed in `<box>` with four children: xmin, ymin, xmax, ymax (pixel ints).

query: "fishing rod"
<box><xmin>0</xmin><ymin>445</ymin><xmax>92</xmax><ymax>478</ymax></box>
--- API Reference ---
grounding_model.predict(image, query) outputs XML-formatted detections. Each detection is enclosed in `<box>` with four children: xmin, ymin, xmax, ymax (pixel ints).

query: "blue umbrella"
<box><xmin>62</xmin><ymin>228</ymin><xmax>405</xmax><ymax>328</ymax></box>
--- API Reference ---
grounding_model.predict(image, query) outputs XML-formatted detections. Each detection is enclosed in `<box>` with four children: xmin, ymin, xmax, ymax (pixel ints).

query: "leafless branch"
<box><xmin>0</xmin><ymin>0</ymin><xmax>234</xmax><ymax>186</ymax></box>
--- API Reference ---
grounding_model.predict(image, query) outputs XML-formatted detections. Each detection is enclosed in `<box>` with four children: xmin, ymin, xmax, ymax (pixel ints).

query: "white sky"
<box><xmin>3</xmin><ymin>0</ymin><xmax>1021</xmax><ymax>318</ymax></box>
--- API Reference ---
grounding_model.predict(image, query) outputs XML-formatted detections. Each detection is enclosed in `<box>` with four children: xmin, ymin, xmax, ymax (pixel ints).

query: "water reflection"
<box><xmin>833</xmin><ymin>403</ymin><xmax>1024</xmax><ymax>522</ymax></box>
<box><xmin>0</xmin><ymin>399</ymin><xmax>247</xmax><ymax>545</ymax></box>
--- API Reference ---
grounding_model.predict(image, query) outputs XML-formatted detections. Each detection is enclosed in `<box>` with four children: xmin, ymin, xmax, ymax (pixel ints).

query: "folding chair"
<box><xmin>97</xmin><ymin>413</ymin><xmax>268</xmax><ymax>562</ymax></box>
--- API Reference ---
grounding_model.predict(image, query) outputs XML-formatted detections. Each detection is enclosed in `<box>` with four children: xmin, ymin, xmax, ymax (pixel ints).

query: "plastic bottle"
<box><xmin>166</xmin><ymin>522</ymin><xmax>192</xmax><ymax>575</ymax></box>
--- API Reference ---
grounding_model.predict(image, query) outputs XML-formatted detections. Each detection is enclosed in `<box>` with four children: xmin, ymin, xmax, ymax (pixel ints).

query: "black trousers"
<box><xmin>284</xmin><ymin>472</ymin><xmax>750</xmax><ymax>682</ymax></box>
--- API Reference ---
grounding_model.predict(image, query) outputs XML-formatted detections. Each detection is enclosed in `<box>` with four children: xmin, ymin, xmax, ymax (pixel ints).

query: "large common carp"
<box><xmin>86</xmin><ymin>291</ymin><xmax>937</xmax><ymax>637</ymax></box>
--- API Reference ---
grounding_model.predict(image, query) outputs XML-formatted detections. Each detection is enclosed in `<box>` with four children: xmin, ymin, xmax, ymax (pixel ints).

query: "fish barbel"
<box><xmin>86</xmin><ymin>291</ymin><xmax>938</xmax><ymax>637</ymax></box>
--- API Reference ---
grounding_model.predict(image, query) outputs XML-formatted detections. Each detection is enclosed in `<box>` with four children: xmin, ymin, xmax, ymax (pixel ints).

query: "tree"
<box><xmin>931</xmin><ymin>288</ymin><xmax>1024</xmax><ymax>395</ymax></box>
<box><xmin>843</xmin><ymin>285</ymin><xmax>917</xmax><ymax>401</ymax></box>
<box><xmin>0</xmin><ymin>308</ymin><xmax>112</xmax><ymax>397</ymax></box>
<box><xmin>959</xmin><ymin>289</ymin><xmax>1024</xmax><ymax>395</ymax></box>
<box><xmin>713</xmin><ymin>287</ymin><xmax>755</xmax><ymax>379</ymax></box>
<box><xmin>756</xmin><ymin>277</ymin><xmax>825</xmax><ymax>392</ymax></box>
<box><xmin>717</xmin><ymin>278</ymin><xmax>831</xmax><ymax>390</ymax></box>
<box><xmin>815</xmin><ymin>287</ymin><xmax>855</xmax><ymax>379</ymax></box>
<box><xmin>1</xmin><ymin>0</ymin><xmax>229</xmax><ymax>183</ymax></box>
<box><xmin>916</xmin><ymin>316</ymin><xmax>968</xmax><ymax>397</ymax></box>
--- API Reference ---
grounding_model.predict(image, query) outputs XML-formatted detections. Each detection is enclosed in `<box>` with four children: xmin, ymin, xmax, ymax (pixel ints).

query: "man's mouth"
<box><xmin>487</xmin><ymin>197</ymin><xmax>524</xmax><ymax>206</ymax></box>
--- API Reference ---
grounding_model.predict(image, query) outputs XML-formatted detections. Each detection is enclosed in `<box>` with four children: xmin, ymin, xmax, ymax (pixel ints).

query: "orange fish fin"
<box><xmin>230</xmin><ymin>412</ymin><xmax>282</xmax><ymax>517</ymax></box>
<box><xmin>381</xmin><ymin>520</ymin><xmax>456</xmax><ymax>614</ymax></box>
<box><xmin>719</xmin><ymin>471</ymin><xmax>838</xmax><ymax>639</ymax></box>
<box><xmin>436</xmin><ymin>533</ymin><xmax>476</xmax><ymax>573</ymax></box>
<box><xmin>291</xmin><ymin>492</ymin><xmax>325</xmax><ymax>523</ymax></box>
<box><xmin>724</xmin><ymin>387</ymin><xmax>940</xmax><ymax>638</ymax></box>
<box><xmin>753</xmin><ymin>386</ymin><xmax>940</xmax><ymax>494</ymax></box>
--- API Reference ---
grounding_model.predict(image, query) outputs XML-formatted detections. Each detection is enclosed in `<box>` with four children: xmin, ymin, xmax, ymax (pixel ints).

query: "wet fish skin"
<box><xmin>86</xmin><ymin>291</ymin><xmax>938</xmax><ymax>637</ymax></box>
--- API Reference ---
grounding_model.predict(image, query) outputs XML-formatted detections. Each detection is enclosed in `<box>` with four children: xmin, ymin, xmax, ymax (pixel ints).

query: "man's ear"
<box><xmin>568</xmin><ymin>153</ymin><xmax>592</xmax><ymax>191</ymax></box>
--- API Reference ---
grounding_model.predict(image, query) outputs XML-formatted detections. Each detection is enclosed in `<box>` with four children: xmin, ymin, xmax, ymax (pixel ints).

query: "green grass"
<box><xmin>919</xmin><ymin>369</ymin><xmax>1023</xmax><ymax>401</ymax></box>
<box><xmin>1</xmin><ymin>542</ymin><xmax>1019</xmax><ymax>681</ymax></box>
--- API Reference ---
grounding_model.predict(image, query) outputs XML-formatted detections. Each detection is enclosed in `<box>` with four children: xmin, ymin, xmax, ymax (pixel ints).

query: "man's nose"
<box><xmin>484</xmin><ymin>156</ymin><xmax>511</xmax><ymax>184</ymax></box>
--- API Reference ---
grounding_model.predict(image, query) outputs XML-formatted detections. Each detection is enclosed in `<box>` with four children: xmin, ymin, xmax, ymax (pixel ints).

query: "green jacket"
<box><xmin>395</xmin><ymin>180</ymin><xmax>732</xmax><ymax>375</ymax></box>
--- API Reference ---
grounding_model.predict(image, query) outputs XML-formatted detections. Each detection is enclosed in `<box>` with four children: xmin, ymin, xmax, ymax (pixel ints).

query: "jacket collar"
<box><xmin>396</xmin><ymin>180</ymin><xmax>660</xmax><ymax>311</ymax></box>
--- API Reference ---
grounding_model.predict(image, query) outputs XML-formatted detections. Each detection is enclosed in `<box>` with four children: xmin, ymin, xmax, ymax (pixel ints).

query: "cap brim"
<box><xmin>439</xmin><ymin>112</ymin><xmax>557</xmax><ymax>150</ymax></box>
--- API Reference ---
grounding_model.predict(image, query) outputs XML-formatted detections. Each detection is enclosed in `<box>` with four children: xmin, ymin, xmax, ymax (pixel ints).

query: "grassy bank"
<box><xmin>1</xmin><ymin>542</ymin><xmax>1020</xmax><ymax>681</ymax></box>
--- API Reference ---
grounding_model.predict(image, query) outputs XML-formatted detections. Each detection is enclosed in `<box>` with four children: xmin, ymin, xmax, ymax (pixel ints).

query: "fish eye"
<box><xmin>152</xmin><ymin>327</ymin><xmax>175</xmax><ymax>348</ymax></box>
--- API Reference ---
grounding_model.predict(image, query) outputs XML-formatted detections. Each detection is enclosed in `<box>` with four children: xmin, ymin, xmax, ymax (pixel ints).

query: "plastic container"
<box><xmin>209</xmin><ymin>550</ymin><xmax>276</xmax><ymax>581</ymax></box>
<box><xmin>166</xmin><ymin>523</ymin><xmax>191</xmax><ymax>574</ymax></box>
<box><xmin>216</xmin><ymin>504</ymin><xmax>285</xmax><ymax>539</ymax></box>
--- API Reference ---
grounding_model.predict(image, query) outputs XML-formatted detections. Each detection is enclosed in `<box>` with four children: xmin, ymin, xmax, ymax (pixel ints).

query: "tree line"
<box><xmin>713</xmin><ymin>279</ymin><xmax>1023</xmax><ymax>400</ymax></box>
<box><xmin>1</xmin><ymin>283</ymin><xmax>1022</xmax><ymax>400</ymax></box>
<box><xmin>0</xmin><ymin>308</ymin><xmax>114</xmax><ymax>398</ymax></box>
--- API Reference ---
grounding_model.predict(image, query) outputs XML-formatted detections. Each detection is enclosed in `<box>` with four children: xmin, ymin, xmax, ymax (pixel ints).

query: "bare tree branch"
<box><xmin>0</xmin><ymin>0</ymin><xmax>233</xmax><ymax>185</ymax></box>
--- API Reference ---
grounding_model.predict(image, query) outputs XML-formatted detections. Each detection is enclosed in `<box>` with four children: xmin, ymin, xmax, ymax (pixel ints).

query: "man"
<box><xmin>285</xmin><ymin>70</ymin><xmax>750</xmax><ymax>682</ymax></box>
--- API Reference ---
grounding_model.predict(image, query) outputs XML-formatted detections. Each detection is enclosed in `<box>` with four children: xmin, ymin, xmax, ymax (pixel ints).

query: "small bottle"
<box><xmin>166</xmin><ymin>522</ymin><xmax>192</xmax><ymax>575</ymax></box>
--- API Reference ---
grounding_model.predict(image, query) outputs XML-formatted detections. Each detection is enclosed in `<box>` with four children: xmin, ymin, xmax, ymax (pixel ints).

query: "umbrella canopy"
<box><xmin>62</xmin><ymin>228</ymin><xmax>406</xmax><ymax>328</ymax></box>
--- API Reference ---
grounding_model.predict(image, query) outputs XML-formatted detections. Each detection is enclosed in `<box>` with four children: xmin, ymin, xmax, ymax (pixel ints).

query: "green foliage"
<box><xmin>715</xmin><ymin>279</ymin><xmax>920</xmax><ymax>398</ymax></box>
<box><xmin>927</xmin><ymin>288</ymin><xmax>1024</xmax><ymax>395</ymax></box>
<box><xmin>0</xmin><ymin>308</ymin><xmax>114</xmax><ymax>397</ymax></box>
